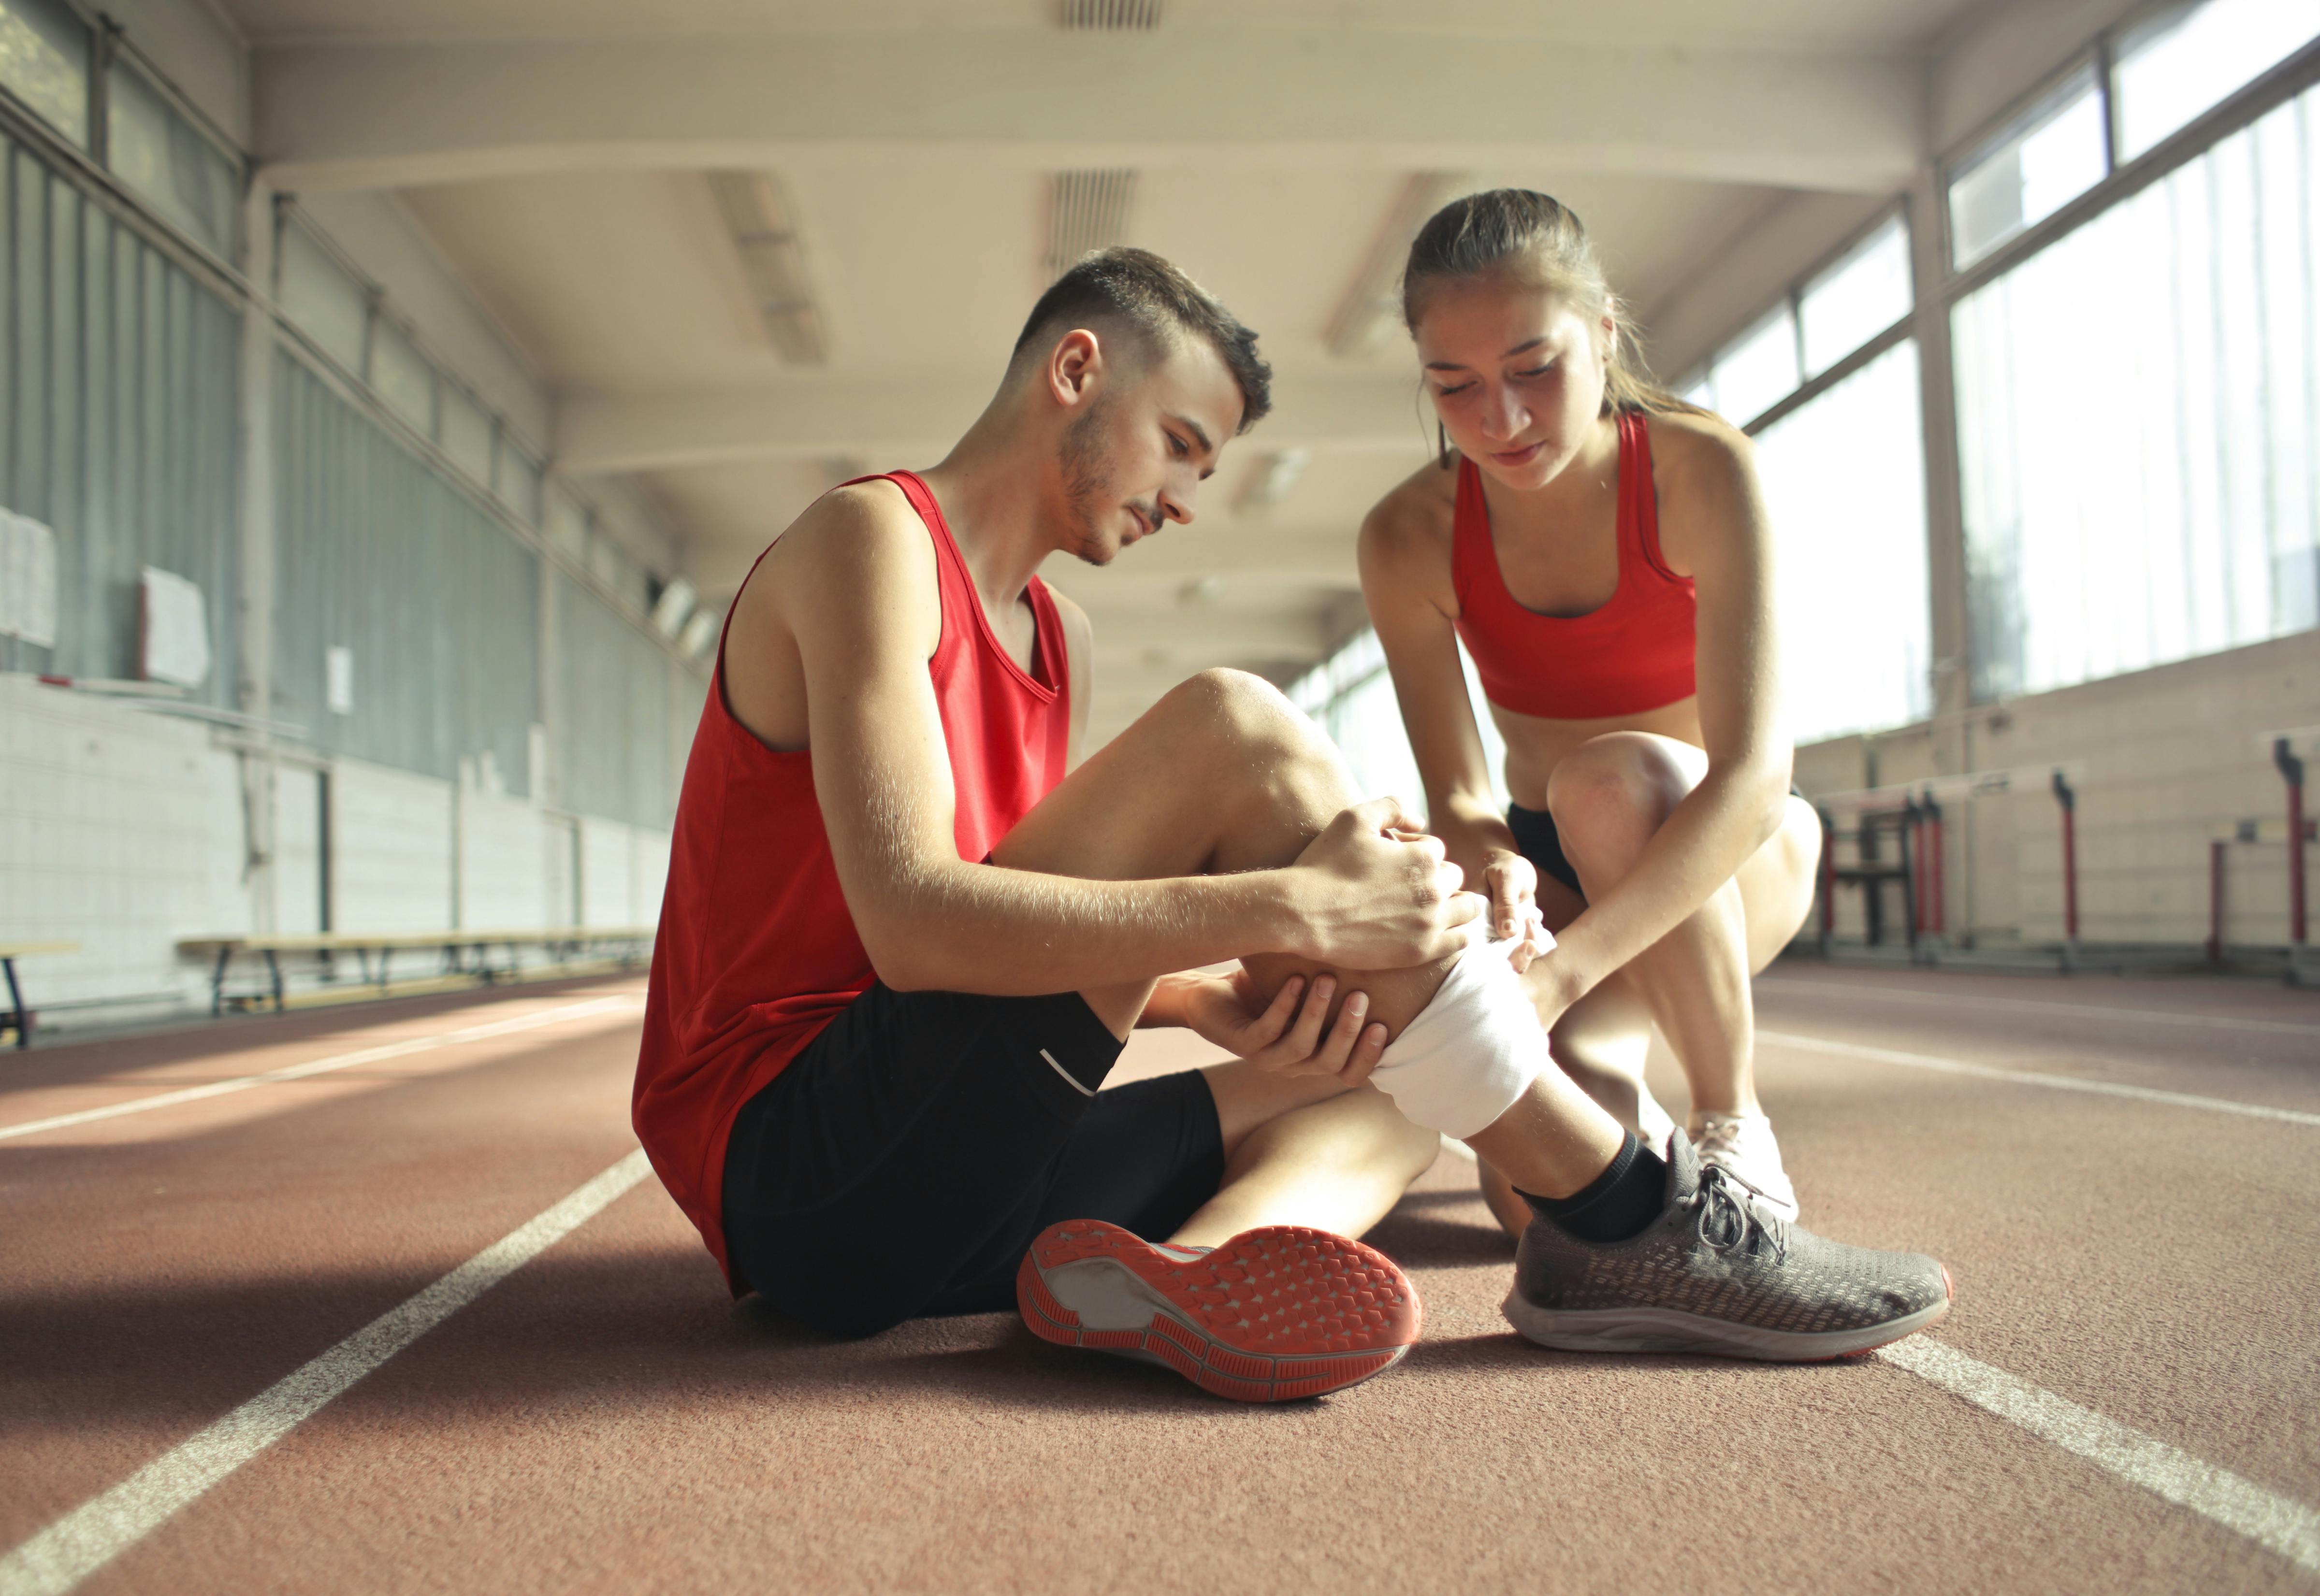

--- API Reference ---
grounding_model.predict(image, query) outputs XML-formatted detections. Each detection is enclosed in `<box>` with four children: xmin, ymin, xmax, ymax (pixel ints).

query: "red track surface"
<box><xmin>3</xmin><ymin>966</ymin><xmax>2317</xmax><ymax>1594</ymax></box>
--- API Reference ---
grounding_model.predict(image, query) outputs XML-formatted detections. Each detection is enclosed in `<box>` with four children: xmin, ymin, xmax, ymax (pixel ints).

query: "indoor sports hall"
<box><xmin>1</xmin><ymin>1</ymin><xmax>2317</xmax><ymax>1592</ymax></box>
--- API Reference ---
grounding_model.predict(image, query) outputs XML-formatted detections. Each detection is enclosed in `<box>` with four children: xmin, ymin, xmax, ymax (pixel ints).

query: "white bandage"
<box><xmin>1364</xmin><ymin>934</ymin><xmax>1548</xmax><ymax>1139</ymax></box>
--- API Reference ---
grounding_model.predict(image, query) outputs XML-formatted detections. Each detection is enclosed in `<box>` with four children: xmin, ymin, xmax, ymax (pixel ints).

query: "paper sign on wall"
<box><xmin>0</xmin><ymin>514</ymin><xmax>58</xmax><ymax>649</ymax></box>
<box><xmin>326</xmin><ymin>645</ymin><xmax>354</xmax><ymax>714</ymax></box>
<box><xmin>139</xmin><ymin>564</ymin><xmax>212</xmax><ymax>688</ymax></box>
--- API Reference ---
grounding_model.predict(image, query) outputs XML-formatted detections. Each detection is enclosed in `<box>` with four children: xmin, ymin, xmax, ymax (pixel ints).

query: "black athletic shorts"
<box><xmin>1508</xmin><ymin>784</ymin><xmax>1805</xmax><ymax>906</ymax></box>
<box><xmin>1506</xmin><ymin>801</ymin><xmax>1585</xmax><ymax>901</ymax></box>
<box><xmin>722</xmin><ymin>983</ymin><xmax>1225</xmax><ymax>1339</ymax></box>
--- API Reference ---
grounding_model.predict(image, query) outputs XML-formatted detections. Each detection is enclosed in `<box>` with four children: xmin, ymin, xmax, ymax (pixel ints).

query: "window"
<box><xmin>1799</xmin><ymin>216</ymin><xmax>1911</xmax><ymax>376</ymax></box>
<box><xmin>2115</xmin><ymin>0</ymin><xmax>2320</xmax><ymax>161</ymax></box>
<box><xmin>368</xmin><ymin>317</ymin><xmax>436</xmax><ymax>437</ymax></box>
<box><xmin>1707</xmin><ymin>305</ymin><xmax>1800</xmax><ymax>427</ymax></box>
<box><xmin>1752</xmin><ymin>341</ymin><xmax>1933</xmax><ymax>741</ymax></box>
<box><xmin>278</xmin><ymin>219</ymin><xmax>368</xmax><ymax>374</ymax></box>
<box><xmin>495</xmin><ymin>444</ymin><xmax>543</xmax><ymax>528</ymax></box>
<box><xmin>544</xmin><ymin>488</ymin><xmax>590</xmax><ymax>561</ymax></box>
<box><xmin>1953</xmin><ymin>82</ymin><xmax>2320</xmax><ymax>701</ymax></box>
<box><xmin>0</xmin><ymin>0</ymin><xmax>87</xmax><ymax>147</ymax></box>
<box><xmin>440</xmin><ymin>384</ymin><xmax>494</xmax><ymax>484</ymax></box>
<box><xmin>106</xmin><ymin>60</ymin><xmax>235</xmax><ymax>258</ymax></box>
<box><xmin>1949</xmin><ymin>66</ymin><xmax>2108</xmax><ymax>268</ymax></box>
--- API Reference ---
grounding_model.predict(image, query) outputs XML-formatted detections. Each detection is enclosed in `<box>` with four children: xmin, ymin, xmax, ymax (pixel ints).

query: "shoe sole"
<box><xmin>1501</xmin><ymin>1263</ymin><xmax>1954</xmax><ymax>1363</ymax></box>
<box><xmin>1017</xmin><ymin>1220</ymin><xmax>1421</xmax><ymax>1402</ymax></box>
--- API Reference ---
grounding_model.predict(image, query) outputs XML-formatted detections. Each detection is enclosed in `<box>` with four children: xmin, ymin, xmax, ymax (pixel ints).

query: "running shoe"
<box><xmin>1503</xmin><ymin>1131</ymin><xmax>1951</xmax><ymax>1362</ymax></box>
<box><xmin>1017</xmin><ymin>1219</ymin><xmax>1422</xmax><ymax>1401</ymax></box>
<box><xmin>1689</xmin><ymin>1109</ymin><xmax>1799</xmax><ymax>1222</ymax></box>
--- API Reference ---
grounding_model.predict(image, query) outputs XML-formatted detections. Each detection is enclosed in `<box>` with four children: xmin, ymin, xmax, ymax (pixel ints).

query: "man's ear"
<box><xmin>1046</xmin><ymin>328</ymin><xmax>1103</xmax><ymax>410</ymax></box>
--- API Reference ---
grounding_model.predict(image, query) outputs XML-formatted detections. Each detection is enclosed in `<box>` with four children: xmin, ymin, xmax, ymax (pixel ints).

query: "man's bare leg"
<box><xmin>992</xmin><ymin>668</ymin><xmax>1623</xmax><ymax>1238</ymax></box>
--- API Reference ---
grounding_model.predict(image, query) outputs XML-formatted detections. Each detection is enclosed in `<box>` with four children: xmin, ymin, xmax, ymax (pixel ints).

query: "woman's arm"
<box><xmin>1359</xmin><ymin>491</ymin><xmax>1546</xmax><ymax>957</ymax></box>
<box><xmin>1538</xmin><ymin>418</ymin><xmax>1794</xmax><ymax>1010</ymax></box>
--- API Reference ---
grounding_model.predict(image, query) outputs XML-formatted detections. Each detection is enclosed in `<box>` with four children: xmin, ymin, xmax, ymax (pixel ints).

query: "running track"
<box><xmin>2</xmin><ymin>965</ymin><xmax>2316</xmax><ymax>1594</ymax></box>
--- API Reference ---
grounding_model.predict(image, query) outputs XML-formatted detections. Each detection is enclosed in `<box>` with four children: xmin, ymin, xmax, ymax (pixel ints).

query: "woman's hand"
<box><xmin>1481</xmin><ymin>848</ymin><xmax>1555</xmax><ymax>974</ymax></box>
<box><xmin>1170</xmin><ymin>969</ymin><xmax>1390</xmax><ymax>1083</ymax></box>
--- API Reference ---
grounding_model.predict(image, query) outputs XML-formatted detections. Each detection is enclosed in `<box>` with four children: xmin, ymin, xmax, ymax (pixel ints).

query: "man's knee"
<box><xmin>1159</xmin><ymin>668</ymin><xmax>1326</xmax><ymax>763</ymax></box>
<box><xmin>1545</xmin><ymin>733</ymin><xmax>1689</xmax><ymax>875</ymax></box>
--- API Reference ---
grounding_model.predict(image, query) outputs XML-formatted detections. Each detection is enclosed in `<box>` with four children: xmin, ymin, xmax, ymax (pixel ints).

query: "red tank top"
<box><xmin>632</xmin><ymin>471</ymin><xmax>1072</xmax><ymax>1290</ymax></box>
<box><xmin>1452</xmin><ymin>410</ymin><xmax>1696</xmax><ymax>719</ymax></box>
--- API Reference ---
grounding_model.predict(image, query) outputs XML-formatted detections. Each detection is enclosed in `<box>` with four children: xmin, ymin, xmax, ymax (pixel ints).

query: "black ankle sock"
<box><xmin>1518</xmin><ymin>1133</ymin><xmax>1668</xmax><ymax>1244</ymax></box>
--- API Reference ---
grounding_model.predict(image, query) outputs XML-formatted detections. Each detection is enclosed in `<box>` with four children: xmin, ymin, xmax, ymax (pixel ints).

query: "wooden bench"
<box><xmin>0</xmin><ymin>941</ymin><xmax>80</xmax><ymax>1049</ymax></box>
<box><xmin>177</xmin><ymin>928</ymin><xmax>655</xmax><ymax>1015</ymax></box>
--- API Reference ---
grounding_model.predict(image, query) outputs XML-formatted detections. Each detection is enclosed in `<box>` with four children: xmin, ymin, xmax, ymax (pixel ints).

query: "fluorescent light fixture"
<box><xmin>707</xmin><ymin>172</ymin><xmax>828</xmax><ymax>364</ymax></box>
<box><xmin>651</xmin><ymin>576</ymin><xmax>699</xmax><ymax>638</ymax></box>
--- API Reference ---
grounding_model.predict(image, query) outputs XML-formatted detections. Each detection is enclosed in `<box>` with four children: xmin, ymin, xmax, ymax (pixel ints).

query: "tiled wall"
<box><xmin>1796</xmin><ymin>629</ymin><xmax>2317</xmax><ymax>950</ymax></box>
<box><xmin>0</xmin><ymin>684</ymin><xmax>670</xmax><ymax>1030</ymax></box>
<box><xmin>0</xmin><ymin>679</ymin><xmax>247</xmax><ymax>1008</ymax></box>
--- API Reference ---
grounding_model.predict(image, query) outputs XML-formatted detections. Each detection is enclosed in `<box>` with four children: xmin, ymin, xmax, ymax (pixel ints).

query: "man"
<box><xmin>634</xmin><ymin>248</ymin><xmax>1950</xmax><ymax>1402</ymax></box>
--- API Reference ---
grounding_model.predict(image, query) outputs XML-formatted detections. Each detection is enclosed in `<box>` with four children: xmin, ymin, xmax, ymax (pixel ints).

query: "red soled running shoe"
<box><xmin>1016</xmin><ymin>1219</ymin><xmax>1422</xmax><ymax>1402</ymax></box>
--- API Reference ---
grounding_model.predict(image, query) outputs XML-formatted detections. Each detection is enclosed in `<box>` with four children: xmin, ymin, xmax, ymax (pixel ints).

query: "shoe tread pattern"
<box><xmin>1017</xmin><ymin>1220</ymin><xmax>1420</xmax><ymax>1403</ymax></box>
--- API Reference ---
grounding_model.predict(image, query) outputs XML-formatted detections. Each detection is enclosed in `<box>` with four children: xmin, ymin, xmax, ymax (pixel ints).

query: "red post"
<box><xmin>2053</xmin><ymin>770</ymin><xmax>2079</xmax><ymax>950</ymax></box>
<box><xmin>1906</xmin><ymin>798</ymin><xmax>1926</xmax><ymax>935</ymax></box>
<box><xmin>1925</xmin><ymin>792</ymin><xmax>1946</xmax><ymax>935</ymax></box>
<box><xmin>2208</xmin><ymin>837</ymin><xmax>2227</xmax><ymax>963</ymax></box>
<box><xmin>2278</xmin><ymin>739</ymin><xmax>2307</xmax><ymax>948</ymax></box>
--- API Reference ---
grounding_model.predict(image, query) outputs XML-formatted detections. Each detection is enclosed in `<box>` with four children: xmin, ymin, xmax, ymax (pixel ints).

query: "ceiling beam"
<box><xmin>254</xmin><ymin>29</ymin><xmax>1920</xmax><ymax>195</ymax></box>
<box><xmin>558</xmin><ymin>371</ymin><xmax>1428</xmax><ymax>474</ymax></box>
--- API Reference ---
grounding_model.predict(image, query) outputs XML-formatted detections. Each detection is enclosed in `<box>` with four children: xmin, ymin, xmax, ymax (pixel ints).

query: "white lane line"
<box><xmin>1757</xmin><ymin>1030</ymin><xmax>2320</xmax><ymax>1128</ymax></box>
<box><xmin>1758</xmin><ymin>978</ymin><xmax>2320</xmax><ymax>1038</ymax></box>
<box><xmin>0</xmin><ymin>996</ymin><xmax>641</xmax><ymax>1144</ymax></box>
<box><xmin>1885</xmin><ymin>1338</ymin><xmax>2320</xmax><ymax>1574</ymax></box>
<box><xmin>0</xmin><ymin>1149</ymin><xmax>652</xmax><ymax>1596</ymax></box>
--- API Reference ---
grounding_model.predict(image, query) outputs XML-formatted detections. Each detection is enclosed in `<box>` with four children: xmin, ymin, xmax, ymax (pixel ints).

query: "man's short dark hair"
<box><xmin>1012</xmin><ymin>246</ymin><xmax>1272</xmax><ymax>431</ymax></box>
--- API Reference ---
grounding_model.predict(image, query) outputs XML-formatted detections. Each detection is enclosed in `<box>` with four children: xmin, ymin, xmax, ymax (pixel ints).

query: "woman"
<box><xmin>1359</xmin><ymin>189</ymin><xmax>1821</xmax><ymax>1231</ymax></box>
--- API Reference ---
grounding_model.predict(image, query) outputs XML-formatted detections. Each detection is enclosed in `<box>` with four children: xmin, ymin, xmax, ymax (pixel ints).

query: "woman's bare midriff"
<box><xmin>1492</xmin><ymin>694</ymin><xmax>1706</xmax><ymax>809</ymax></box>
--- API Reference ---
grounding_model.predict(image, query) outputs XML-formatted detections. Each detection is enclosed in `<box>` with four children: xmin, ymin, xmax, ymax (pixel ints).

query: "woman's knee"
<box><xmin>1544</xmin><ymin>733</ymin><xmax>1693</xmax><ymax>874</ymax></box>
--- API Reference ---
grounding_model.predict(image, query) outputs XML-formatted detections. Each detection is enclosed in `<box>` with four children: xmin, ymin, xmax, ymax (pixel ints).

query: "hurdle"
<box><xmin>1812</xmin><ymin>762</ymin><xmax>2088</xmax><ymax>967</ymax></box>
<box><xmin>2208</xmin><ymin>730</ymin><xmax>2320</xmax><ymax>982</ymax></box>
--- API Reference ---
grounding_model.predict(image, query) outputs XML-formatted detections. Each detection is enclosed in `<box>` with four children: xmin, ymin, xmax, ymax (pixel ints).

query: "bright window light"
<box><xmin>1799</xmin><ymin>216</ymin><xmax>1912</xmax><ymax>376</ymax></box>
<box><xmin>369</xmin><ymin>319</ymin><xmax>436</xmax><ymax>438</ymax></box>
<box><xmin>0</xmin><ymin>0</ymin><xmax>87</xmax><ymax>147</ymax></box>
<box><xmin>1953</xmin><ymin>82</ymin><xmax>2320</xmax><ymax>701</ymax></box>
<box><xmin>1710</xmin><ymin>306</ymin><xmax>1801</xmax><ymax>426</ymax></box>
<box><xmin>1949</xmin><ymin>67</ymin><xmax>2109</xmax><ymax>268</ymax></box>
<box><xmin>2115</xmin><ymin>0</ymin><xmax>2320</xmax><ymax>161</ymax></box>
<box><xmin>1752</xmin><ymin>340</ymin><xmax>1933</xmax><ymax>741</ymax></box>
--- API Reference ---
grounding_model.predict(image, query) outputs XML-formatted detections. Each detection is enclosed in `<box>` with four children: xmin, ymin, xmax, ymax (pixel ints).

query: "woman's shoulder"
<box><xmin>1359</xmin><ymin>457</ymin><xmax>1460</xmax><ymax>572</ymax></box>
<box><xmin>1640</xmin><ymin>407</ymin><xmax>1755</xmax><ymax>504</ymax></box>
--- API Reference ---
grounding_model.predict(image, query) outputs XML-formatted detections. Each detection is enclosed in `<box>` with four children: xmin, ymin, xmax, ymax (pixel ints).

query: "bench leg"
<box><xmin>265</xmin><ymin>949</ymin><xmax>285</xmax><ymax>1013</ymax></box>
<box><xmin>4</xmin><ymin>956</ymin><xmax>26</xmax><ymax>1049</ymax></box>
<box><xmin>379</xmin><ymin>949</ymin><xmax>392</xmax><ymax>995</ymax></box>
<box><xmin>212</xmin><ymin>947</ymin><xmax>232</xmax><ymax>1018</ymax></box>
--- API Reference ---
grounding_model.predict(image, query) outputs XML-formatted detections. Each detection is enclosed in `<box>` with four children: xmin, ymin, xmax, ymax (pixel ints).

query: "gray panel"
<box><xmin>554</xmin><ymin>568</ymin><xmax>682</xmax><ymax>831</ymax></box>
<box><xmin>0</xmin><ymin>134</ymin><xmax>239</xmax><ymax>700</ymax></box>
<box><xmin>272</xmin><ymin>351</ymin><xmax>539</xmax><ymax>791</ymax></box>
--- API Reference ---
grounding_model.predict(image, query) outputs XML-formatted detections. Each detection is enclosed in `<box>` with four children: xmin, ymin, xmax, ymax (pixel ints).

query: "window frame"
<box><xmin>1937</xmin><ymin>3</ymin><xmax>2320</xmax><ymax>302</ymax></box>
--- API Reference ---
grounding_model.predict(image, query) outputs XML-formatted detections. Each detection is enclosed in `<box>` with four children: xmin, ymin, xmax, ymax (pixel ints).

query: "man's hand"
<box><xmin>1286</xmin><ymin>797</ymin><xmax>1484</xmax><ymax>968</ymax></box>
<box><xmin>1481</xmin><ymin>848</ymin><xmax>1554</xmax><ymax>974</ymax></box>
<box><xmin>1168</xmin><ymin>969</ymin><xmax>1390</xmax><ymax>1082</ymax></box>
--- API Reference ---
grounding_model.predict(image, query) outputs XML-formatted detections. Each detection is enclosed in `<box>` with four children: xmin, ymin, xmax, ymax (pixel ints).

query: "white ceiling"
<box><xmin>227</xmin><ymin>0</ymin><xmax>1992</xmax><ymax>744</ymax></box>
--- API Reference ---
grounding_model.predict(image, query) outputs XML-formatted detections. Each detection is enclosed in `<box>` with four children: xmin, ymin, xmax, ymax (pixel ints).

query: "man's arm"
<box><xmin>744</xmin><ymin>485</ymin><xmax>1467</xmax><ymax>996</ymax></box>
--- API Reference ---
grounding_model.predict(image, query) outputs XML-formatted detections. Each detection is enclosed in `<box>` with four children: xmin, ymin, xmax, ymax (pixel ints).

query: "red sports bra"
<box><xmin>1451</xmin><ymin>409</ymin><xmax>1697</xmax><ymax>720</ymax></box>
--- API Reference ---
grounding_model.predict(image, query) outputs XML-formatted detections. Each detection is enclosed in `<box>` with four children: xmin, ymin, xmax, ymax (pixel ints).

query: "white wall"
<box><xmin>330</xmin><ymin>758</ymin><xmax>456</xmax><ymax>934</ymax></box>
<box><xmin>0</xmin><ymin>678</ymin><xmax>247</xmax><ymax>1010</ymax></box>
<box><xmin>579</xmin><ymin>817</ymin><xmax>634</xmax><ymax>928</ymax></box>
<box><xmin>457</xmin><ymin>789</ymin><xmax>552</xmax><ymax>930</ymax></box>
<box><xmin>1796</xmin><ymin>629</ymin><xmax>2320</xmax><ymax>950</ymax></box>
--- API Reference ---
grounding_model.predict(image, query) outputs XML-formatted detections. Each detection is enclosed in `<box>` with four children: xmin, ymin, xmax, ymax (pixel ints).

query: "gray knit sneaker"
<box><xmin>1503</xmin><ymin>1131</ymin><xmax>1951</xmax><ymax>1362</ymax></box>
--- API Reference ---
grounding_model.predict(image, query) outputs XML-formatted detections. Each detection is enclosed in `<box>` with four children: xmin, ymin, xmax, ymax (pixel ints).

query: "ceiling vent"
<box><xmin>707</xmin><ymin>171</ymin><xmax>827</xmax><ymax>365</ymax></box>
<box><xmin>1061</xmin><ymin>0</ymin><xmax>1161</xmax><ymax>29</ymax></box>
<box><xmin>1044</xmin><ymin>169</ymin><xmax>1138</xmax><ymax>280</ymax></box>
<box><xmin>1325</xmin><ymin>172</ymin><xmax>1465</xmax><ymax>359</ymax></box>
